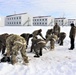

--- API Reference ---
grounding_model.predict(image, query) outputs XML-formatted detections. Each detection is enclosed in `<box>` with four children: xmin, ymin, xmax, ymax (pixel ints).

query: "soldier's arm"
<box><xmin>39</xmin><ymin>33</ymin><xmax>45</xmax><ymax>40</ymax></box>
<box><xmin>72</xmin><ymin>27</ymin><xmax>76</xmax><ymax>38</ymax></box>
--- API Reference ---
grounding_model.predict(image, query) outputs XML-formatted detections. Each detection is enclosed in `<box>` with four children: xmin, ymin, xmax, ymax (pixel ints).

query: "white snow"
<box><xmin>0</xmin><ymin>26</ymin><xmax>76</xmax><ymax>75</ymax></box>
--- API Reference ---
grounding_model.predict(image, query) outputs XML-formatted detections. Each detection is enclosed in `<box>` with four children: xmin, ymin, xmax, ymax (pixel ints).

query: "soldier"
<box><xmin>69</xmin><ymin>23</ymin><xmax>76</xmax><ymax>50</ymax></box>
<box><xmin>6</xmin><ymin>34</ymin><xmax>28</xmax><ymax>65</ymax></box>
<box><xmin>58</xmin><ymin>32</ymin><xmax>66</xmax><ymax>45</ymax></box>
<box><xmin>31</xmin><ymin>37</ymin><xmax>46</xmax><ymax>57</ymax></box>
<box><xmin>0</xmin><ymin>33</ymin><xmax>9</xmax><ymax>54</ymax></box>
<box><xmin>32</xmin><ymin>29</ymin><xmax>45</xmax><ymax>40</ymax></box>
<box><xmin>46</xmin><ymin>34</ymin><xmax>58</xmax><ymax>50</ymax></box>
<box><xmin>30</xmin><ymin>37</ymin><xmax>38</xmax><ymax>52</ymax></box>
<box><xmin>53</xmin><ymin>23</ymin><xmax>60</xmax><ymax>37</ymax></box>
<box><xmin>45</xmin><ymin>28</ymin><xmax>53</xmax><ymax>39</ymax></box>
<box><xmin>20</xmin><ymin>33</ymin><xmax>33</xmax><ymax>48</ymax></box>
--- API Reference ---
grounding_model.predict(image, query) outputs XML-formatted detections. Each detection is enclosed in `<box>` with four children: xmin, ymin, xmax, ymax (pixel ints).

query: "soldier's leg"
<box><xmin>30</xmin><ymin>43</ymin><xmax>34</xmax><ymax>52</ymax></box>
<box><xmin>70</xmin><ymin>38</ymin><xmax>74</xmax><ymax>49</ymax></box>
<box><xmin>2</xmin><ymin>46</ymin><xmax>6</xmax><ymax>54</ymax></box>
<box><xmin>34</xmin><ymin>47</ymin><xmax>40</xmax><ymax>57</ymax></box>
<box><xmin>50</xmin><ymin>40</ymin><xmax>55</xmax><ymax>49</ymax></box>
<box><xmin>58</xmin><ymin>38</ymin><xmax>60</xmax><ymax>44</ymax></box>
<box><xmin>39</xmin><ymin>48</ymin><xmax>42</xmax><ymax>56</ymax></box>
<box><xmin>6</xmin><ymin>44</ymin><xmax>12</xmax><ymax>57</ymax></box>
<box><xmin>60</xmin><ymin>39</ymin><xmax>63</xmax><ymax>45</ymax></box>
<box><xmin>11</xmin><ymin>45</ymin><xmax>19</xmax><ymax>64</ymax></box>
<box><xmin>20</xmin><ymin>45</ymin><xmax>29</xmax><ymax>63</ymax></box>
<box><xmin>11</xmin><ymin>54</ymin><xmax>17</xmax><ymax>65</ymax></box>
<box><xmin>0</xmin><ymin>44</ymin><xmax>2</xmax><ymax>52</ymax></box>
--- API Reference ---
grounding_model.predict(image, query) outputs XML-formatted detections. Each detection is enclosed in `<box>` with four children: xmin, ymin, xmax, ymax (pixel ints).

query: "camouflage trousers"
<box><xmin>50</xmin><ymin>39</ymin><xmax>55</xmax><ymax>50</ymax></box>
<box><xmin>7</xmin><ymin>41</ymin><xmax>28</xmax><ymax>64</ymax></box>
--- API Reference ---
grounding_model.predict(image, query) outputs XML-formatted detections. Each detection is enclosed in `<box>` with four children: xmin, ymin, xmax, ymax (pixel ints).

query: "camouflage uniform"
<box><xmin>31</xmin><ymin>37</ymin><xmax>46</xmax><ymax>57</ymax></box>
<box><xmin>53</xmin><ymin>23</ymin><xmax>60</xmax><ymax>37</ymax></box>
<box><xmin>30</xmin><ymin>37</ymin><xmax>38</xmax><ymax>52</ymax></box>
<box><xmin>58</xmin><ymin>32</ymin><xmax>66</xmax><ymax>45</ymax></box>
<box><xmin>69</xmin><ymin>23</ymin><xmax>76</xmax><ymax>50</ymax></box>
<box><xmin>0</xmin><ymin>33</ymin><xmax>9</xmax><ymax>54</ymax></box>
<box><xmin>32</xmin><ymin>29</ymin><xmax>45</xmax><ymax>40</ymax></box>
<box><xmin>45</xmin><ymin>29</ymin><xmax>53</xmax><ymax>39</ymax></box>
<box><xmin>20</xmin><ymin>33</ymin><xmax>32</xmax><ymax>48</ymax></box>
<box><xmin>46</xmin><ymin>34</ymin><xmax>58</xmax><ymax>50</ymax></box>
<box><xmin>6</xmin><ymin>34</ymin><xmax>28</xmax><ymax>64</ymax></box>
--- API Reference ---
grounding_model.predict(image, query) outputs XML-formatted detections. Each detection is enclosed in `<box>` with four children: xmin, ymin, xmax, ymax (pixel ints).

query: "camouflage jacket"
<box><xmin>69</xmin><ymin>26</ymin><xmax>76</xmax><ymax>38</ymax></box>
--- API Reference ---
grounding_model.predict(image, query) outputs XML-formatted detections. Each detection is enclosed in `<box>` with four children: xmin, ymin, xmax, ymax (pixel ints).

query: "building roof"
<box><xmin>6</xmin><ymin>13</ymin><xmax>27</xmax><ymax>17</ymax></box>
<box><xmin>33</xmin><ymin>16</ymin><xmax>51</xmax><ymax>18</ymax></box>
<box><xmin>55</xmin><ymin>17</ymin><xmax>66</xmax><ymax>19</ymax></box>
<box><xmin>68</xmin><ymin>19</ymin><xmax>76</xmax><ymax>20</ymax></box>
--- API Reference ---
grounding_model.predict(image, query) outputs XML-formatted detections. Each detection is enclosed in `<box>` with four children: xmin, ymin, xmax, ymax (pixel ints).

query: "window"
<box><xmin>12</xmin><ymin>17</ymin><xmax>13</xmax><ymax>20</ymax></box>
<box><xmin>45</xmin><ymin>23</ymin><xmax>47</xmax><ymax>25</ymax></box>
<box><xmin>45</xmin><ymin>19</ymin><xmax>47</xmax><ymax>21</ymax></box>
<box><xmin>37</xmin><ymin>23</ymin><xmax>39</xmax><ymax>24</ymax></box>
<box><xmin>17</xmin><ymin>22</ymin><xmax>18</xmax><ymax>24</ymax></box>
<box><xmin>19</xmin><ymin>16</ymin><xmax>21</xmax><ymax>19</ymax></box>
<box><xmin>14</xmin><ymin>17</ymin><xmax>15</xmax><ymax>19</ymax></box>
<box><xmin>19</xmin><ymin>22</ymin><xmax>21</xmax><ymax>24</ymax></box>
<box><xmin>8</xmin><ymin>22</ymin><xmax>9</xmax><ymax>24</ymax></box>
<box><xmin>42</xmin><ymin>23</ymin><xmax>44</xmax><ymax>24</ymax></box>
<box><xmin>17</xmin><ymin>17</ymin><xmax>18</xmax><ymax>19</ymax></box>
<box><xmin>42</xmin><ymin>19</ymin><xmax>44</xmax><ymax>21</ymax></box>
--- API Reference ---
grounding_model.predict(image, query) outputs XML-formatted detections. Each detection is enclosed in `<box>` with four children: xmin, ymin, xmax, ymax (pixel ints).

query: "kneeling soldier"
<box><xmin>6</xmin><ymin>34</ymin><xmax>28</xmax><ymax>65</ymax></box>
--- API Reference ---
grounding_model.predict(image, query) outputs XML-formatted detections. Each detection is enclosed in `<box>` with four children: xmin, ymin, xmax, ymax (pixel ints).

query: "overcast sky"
<box><xmin>0</xmin><ymin>0</ymin><xmax>76</xmax><ymax>18</ymax></box>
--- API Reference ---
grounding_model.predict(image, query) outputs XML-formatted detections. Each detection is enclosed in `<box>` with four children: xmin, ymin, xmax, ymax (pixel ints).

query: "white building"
<box><xmin>5</xmin><ymin>13</ymin><xmax>33</xmax><ymax>26</ymax></box>
<box><xmin>0</xmin><ymin>17</ymin><xmax>5</xmax><ymax>26</ymax></box>
<box><xmin>68</xmin><ymin>19</ymin><xmax>76</xmax><ymax>26</ymax></box>
<box><xmin>54</xmin><ymin>17</ymin><xmax>66</xmax><ymax>26</ymax></box>
<box><xmin>33</xmin><ymin>16</ymin><xmax>54</xmax><ymax>26</ymax></box>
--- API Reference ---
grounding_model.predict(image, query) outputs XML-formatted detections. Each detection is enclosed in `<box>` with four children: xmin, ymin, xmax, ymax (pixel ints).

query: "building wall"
<box><xmin>47</xmin><ymin>17</ymin><xmax>54</xmax><ymax>26</ymax></box>
<box><xmin>22</xmin><ymin>14</ymin><xmax>33</xmax><ymax>26</ymax></box>
<box><xmin>0</xmin><ymin>17</ymin><xmax>5</xmax><ymax>26</ymax></box>
<box><xmin>33</xmin><ymin>16</ymin><xmax>54</xmax><ymax>26</ymax></box>
<box><xmin>68</xmin><ymin>19</ymin><xmax>75</xmax><ymax>26</ymax></box>
<box><xmin>5</xmin><ymin>13</ymin><xmax>33</xmax><ymax>26</ymax></box>
<box><xmin>54</xmin><ymin>18</ymin><xmax>66</xmax><ymax>26</ymax></box>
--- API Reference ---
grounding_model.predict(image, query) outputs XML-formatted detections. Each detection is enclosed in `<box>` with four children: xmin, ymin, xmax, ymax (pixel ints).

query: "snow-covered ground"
<box><xmin>0</xmin><ymin>26</ymin><xmax>76</xmax><ymax>75</ymax></box>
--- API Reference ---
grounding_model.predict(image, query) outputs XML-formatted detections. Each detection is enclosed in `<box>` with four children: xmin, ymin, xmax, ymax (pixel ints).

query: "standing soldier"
<box><xmin>6</xmin><ymin>34</ymin><xmax>28</xmax><ymax>65</ymax></box>
<box><xmin>53</xmin><ymin>23</ymin><xmax>60</xmax><ymax>37</ymax></box>
<box><xmin>32</xmin><ymin>29</ymin><xmax>45</xmax><ymax>40</ymax></box>
<box><xmin>69</xmin><ymin>23</ymin><xmax>76</xmax><ymax>50</ymax></box>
